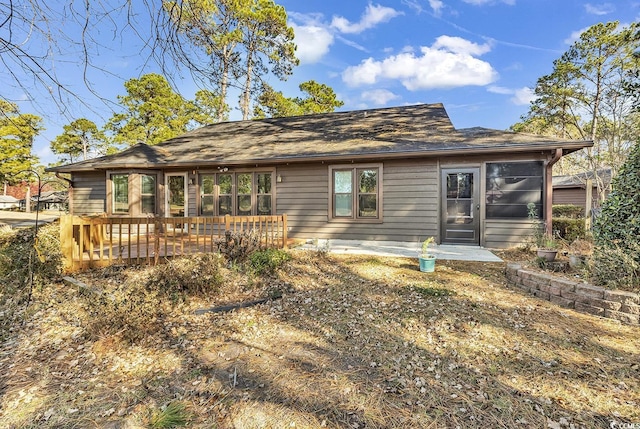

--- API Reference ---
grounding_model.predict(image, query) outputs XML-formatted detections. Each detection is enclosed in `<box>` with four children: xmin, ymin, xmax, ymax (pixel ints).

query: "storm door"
<box><xmin>441</xmin><ymin>168</ymin><xmax>480</xmax><ymax>244</ymax></box>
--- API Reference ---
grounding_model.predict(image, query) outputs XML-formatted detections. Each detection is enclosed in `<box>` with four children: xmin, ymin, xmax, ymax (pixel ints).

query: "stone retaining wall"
<box><xmin>505</xmin><ymin>263</ymin><xmax>639</xmax><ymax>325</ymax></box>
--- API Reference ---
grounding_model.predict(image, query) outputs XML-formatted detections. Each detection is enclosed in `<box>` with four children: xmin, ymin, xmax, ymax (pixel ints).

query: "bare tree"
<box><xmin>0</xmin><ymin>1</ymin><xmax>198</xmax><ymax>117</ymax></box>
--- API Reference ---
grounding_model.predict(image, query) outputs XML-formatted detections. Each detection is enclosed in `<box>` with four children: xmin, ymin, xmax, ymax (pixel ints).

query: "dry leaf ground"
<box><xmin>1</xmin><ymin>250</ymin><xmax>638</xmax><ymax>428</ymax></box>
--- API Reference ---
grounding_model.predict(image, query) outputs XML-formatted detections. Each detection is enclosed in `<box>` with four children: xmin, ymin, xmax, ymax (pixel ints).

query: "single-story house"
<box><xmin>0</xmin><ymin>195</ymin><xmax>20</xmax><ymax>210</ymax></box>
<box><xmin>552</xmin><ymin>169</ymin><xmax>612</xmax><ymax>210</ymax></box>
<box><xmin>35</xmin><ymin>190</ymin><xmax>69</xmax><ymax>211</ymax></box>
<box><xmin>47</xmin><ymin>103</ymin><xmax>592</xmax><ymax>249</ymax></box>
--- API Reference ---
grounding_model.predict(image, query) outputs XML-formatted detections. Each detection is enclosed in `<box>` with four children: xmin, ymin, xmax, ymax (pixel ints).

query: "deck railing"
<box><xmin>59</xmin><ymin>214</ymin><xmax>287</xmax><ymax>271</ymax></box>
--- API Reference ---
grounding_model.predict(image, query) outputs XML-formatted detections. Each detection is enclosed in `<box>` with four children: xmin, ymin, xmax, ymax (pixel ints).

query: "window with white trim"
<box><xmin>330</xmin><ymin>165</ymin><xmax>381</xmax><ymax>221</ymax></box>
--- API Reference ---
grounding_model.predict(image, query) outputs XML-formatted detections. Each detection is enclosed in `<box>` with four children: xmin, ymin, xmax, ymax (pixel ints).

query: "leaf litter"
<box><xmin>0</xmin><ymin>250</ymin><xmax>638</xmax><ymax>428</ymax></box>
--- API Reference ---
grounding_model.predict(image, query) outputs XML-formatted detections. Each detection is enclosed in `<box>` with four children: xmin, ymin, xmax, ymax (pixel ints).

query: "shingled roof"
<box><xmin>49</xmin><ymin>103</ymin><xmax>592</xmax><ymax>173</ymax></box>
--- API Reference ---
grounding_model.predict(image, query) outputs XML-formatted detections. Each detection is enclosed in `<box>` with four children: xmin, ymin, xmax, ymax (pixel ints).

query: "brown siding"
<box><xmin>276</xmin><ymin>160</ymin><xmax>438</xmax><ymax>242</ymax></box>
<box><xmin>71</xmin><ymin>172</ymin><xmax>106</xmax><ymax>215</ymax></box>
<box><xmin>188</xmin><ymin>172</ymin><xmax>197</xmax><ymax>216</ymax></box>
<box><xmin>552</xmin><ymin>188</ymin><xmax>587</xmax><ymax>209</ymax></box>
<box><xmin>484</xmin><ymin>219</ymin><xmax>536</xmax><ymax>249</ymax></box>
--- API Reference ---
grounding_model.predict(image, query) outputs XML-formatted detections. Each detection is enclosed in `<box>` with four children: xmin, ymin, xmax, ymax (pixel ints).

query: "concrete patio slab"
<box><xmin>295</xmin><ymin>239</ymin><xmax>502</xmax><ymax>262</ymax></box>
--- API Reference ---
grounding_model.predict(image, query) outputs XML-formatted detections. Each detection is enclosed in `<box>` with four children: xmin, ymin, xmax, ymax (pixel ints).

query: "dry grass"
<box><xmin>1</xmin><ymin>250</ymin><xmax>639</xmax><ymax>428</ymax></box>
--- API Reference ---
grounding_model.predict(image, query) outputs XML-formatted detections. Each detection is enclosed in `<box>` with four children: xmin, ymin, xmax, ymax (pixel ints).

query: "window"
<box><xmin>200</xmin><ymin>175</ymin><xmax>215</xmax><ymax>215</ymax></box>
<box><xmin>237</xmin><ymin>173</ymin><xmax>252</xmax><ymax>216</ymax></box>
<box><xmin>198</xmin><ymin>172</ymin><xmax>273</xmax><ymax>216</ymax></box>
<box><xmin>112</xmin><ymin>174</ymin><xmax>129</xmax><ymax>214</ymax></box>
<box><xmin>486</xmin><ymin>161</ymin><xmax>543</xmax><ymax>218</ymax></box>
<box><xmin>166</xmin><ymin>174</ymin><xmax>186</xmax><ymax>217</ymax></box>
<box><xmin>358</xmin><ymin>169</ymin><xmax>378</xmax><ymax>218</ymax></box>
<box><xmin>257</xmin><ymin>173</ymin><xmax>272</xmax><ymax>215</ymax></box>
<box><xmin>141</xmin><ymin>174</ymin><xmax>156</xmax><ymax>214</ymax></box>
<box><xmin>333</xmin><ymin>170</ymin><xmax>353</xmax><ymax>217</ymax></box>
<box><xmin>218</xmin><ymin>174</ymin><xmax>233</xmax><ymax>215</ymax></box>
<box><xmin>330</xmin><ymin>165</ymin><xmax>381</xmax><ymax>221</ymax></box>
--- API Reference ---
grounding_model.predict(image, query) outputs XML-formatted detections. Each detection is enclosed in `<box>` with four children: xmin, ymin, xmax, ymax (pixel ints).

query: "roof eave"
<box><xmin>49</xmin><ymin>141</ymin><xmax>593</xmax><ymax>172</ymax></box>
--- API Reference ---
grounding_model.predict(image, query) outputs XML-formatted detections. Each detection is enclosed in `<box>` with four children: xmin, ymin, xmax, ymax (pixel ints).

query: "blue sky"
<box><xmin>8</xmin><ymin>0</ymin><xmax>640</xmax><ymax>165</ymax></box>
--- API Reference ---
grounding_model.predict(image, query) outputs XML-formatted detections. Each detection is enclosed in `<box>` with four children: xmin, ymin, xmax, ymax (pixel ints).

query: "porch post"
<box><xmin>545</xmin><ymin>149</ymin><xmax>563</xmax><ymax>236</ymax></box>
<box><xmin>282</xmin><ymin>214</ymin><xmax>288</xmax><ymax>249</ymax></box>
<box><xmin>60</xmin><ymin>215</ymin><xmax>74</xmax><ymax>271</ymax></box>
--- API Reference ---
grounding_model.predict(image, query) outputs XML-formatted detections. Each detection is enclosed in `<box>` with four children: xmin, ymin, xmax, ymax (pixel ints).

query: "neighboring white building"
<box><xmin>0</xmin><ymin>195</ymin><xmax>19</xmax><ymax>210</ymax></box>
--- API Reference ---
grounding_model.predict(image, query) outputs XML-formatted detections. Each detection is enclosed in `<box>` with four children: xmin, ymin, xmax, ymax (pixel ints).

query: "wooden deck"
<box><xmin>60</xmin><ymin>214</ymin><xmax>287</xmax><ymax>271</ymax></box>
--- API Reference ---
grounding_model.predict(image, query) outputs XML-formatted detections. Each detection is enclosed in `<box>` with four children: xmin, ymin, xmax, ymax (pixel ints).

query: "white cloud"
<box><xmin>564</xmin><ymin>26</ymin><xmax>590</xmax><ymax>45</ymax></box>
<box><xmin>342</xmin><ymin>37</ymin><xmax>497</xmax><ymax>90</ymax></box>
<box><xmin>291</xmin><ymin>22</ymin><xmax>334</xmax><ymax>64</ymax></box>
<box><xmin>401</xmin><ymin>0</ymin><xmax>424</xmax><ymax>13</ymax></box>
<box><xmin>585</xmin><ymin>3</ymin><xmax>615</xmax><ymax>15</ymax></box>
<box><xmin>331</xmin><ymin>3</ymin><xmax>403</xmax><ymax>34</ymax></box>
<box><xmin>429</xmin><ymin>0</ymin><xmax>444</xmax><ymax>16</ymax></box>
<box><xmin>432</xmin><ymin>35</ymin><xmax>492</xmax><ymax>56</ymax></box>
<box><xmin>336</xmin><ymin>35</ymin><xmax>369</xmax><ymax>53</ymax></box>
<box><xmin>511</xmin><ymin>87</ymin><xmax>535</xmax><ymax>105</ymax></box>
<box><xmin>487</xmin><ymin>85</ymin><xmax>512</xmax><ymax>95</ymax></box>
<box><xmin>488</xmin><ymin>85</ymin><xmax>535</xmax><ymax>105</ymax></box>
<box><xmin>343</xmin><ymin>58</ymin><xmax>383</xmax><ymax>86</ymax></box>
<box><xmin>361</xmin><ymin>89</ymin><xmax>400</xmax><ymax>105</ymax></box>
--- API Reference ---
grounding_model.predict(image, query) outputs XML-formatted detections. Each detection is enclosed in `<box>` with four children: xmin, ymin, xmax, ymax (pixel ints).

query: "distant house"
<box><xmin>36</xmin><ymin>191</ymin><xmax>69</xmax><ymax>211</ymax></box>
<box><xmin>0</xmin><ymin>195</ymin><xmax>19</xmax><ymax>210</ymax></box>
<box><xmin>552</xmin><ymin>169</ymin><xmax>612</xmax><ymax>210</ymax></box>
<box><xmin>47</xmin><ymin>103</ymin><xmax>592</xmax><ymax>249</ymax></box>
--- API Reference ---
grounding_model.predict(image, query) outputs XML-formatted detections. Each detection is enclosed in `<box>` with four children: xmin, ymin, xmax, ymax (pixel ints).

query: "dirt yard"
<box><xmin>1</xmin><ymin>250</ymin><xmax>638</xmax><ymax>428</ymax></box>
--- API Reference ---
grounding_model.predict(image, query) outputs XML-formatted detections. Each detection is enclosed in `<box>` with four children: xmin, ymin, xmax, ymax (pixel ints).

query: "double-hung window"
<box><xmin>329</xmin><ymin>164</ymin><xmax>382</xmax><ymax>221</ymax></box>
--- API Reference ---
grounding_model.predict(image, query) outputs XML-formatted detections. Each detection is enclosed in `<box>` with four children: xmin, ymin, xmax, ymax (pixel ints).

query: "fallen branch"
<box><xmin>194</xmin><ymin>295</ymin><xmax>281</xmax><ymax>315</ymax></box>
<box><xmin>62</xmin><ymin>275</ymin><xmax>115</xmax><ymax>301</ymax></box>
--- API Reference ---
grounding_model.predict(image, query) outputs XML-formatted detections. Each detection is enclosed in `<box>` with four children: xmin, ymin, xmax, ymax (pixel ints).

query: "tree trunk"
<box><xmin>25</xmin><ymin>185</ymin><xmax>31</xmax><ymax>213</ymax></box>
<box><xmin>218</xmin><ymin>46</ymin><xmax>231</xmax><ymax>123</ymax></box>
<box><xmin>241</xmin><ymin>47</ymin><xmax>254</xmax><ymax>120</ymax></box>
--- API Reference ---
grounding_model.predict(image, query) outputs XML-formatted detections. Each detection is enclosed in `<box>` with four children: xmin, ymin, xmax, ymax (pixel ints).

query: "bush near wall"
<box><xmin>553</xmin><ymin>218</ymin><xmax>586</xmax><ymax>242</ymax></box>
<box><xmin>552</xmin><ymin>204</ymin><xmax>584</xmax><ymax>219</ymax></box>
<box><xmin>551</xmin><ymin>205</ymin><xmax>586</xmax><ymax>242</ymax></box>
<box><xmin>592</xmin><ymin>140</ymin><xmax>640</xmax><ymax>290</ymax></box>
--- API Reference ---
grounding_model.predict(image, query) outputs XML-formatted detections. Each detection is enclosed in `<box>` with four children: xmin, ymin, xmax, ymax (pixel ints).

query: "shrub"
<box><xmin>0</xmin><ymin>222</ymin><xmax>62</xmax><ymax>339</ymax></box>
<box><xmin>249</xmin><ymin>248</ymin><xmax>291</xmax><ymax>275</ymax></box>
<box><xmin>552</xmin><ymin>218</ymin><xmax>585</xmax><ymax>242</ymax></box>
<box><xmin>146</xmin><ymin>253</ymin><xmax>224</xmax><ymax>297</ymax></box>
<box><xmin>216</xmin><ymin>230</ymin><xmax>261</xmax><ymax>263</ymax></box>
<box><xmin>0</xmin><ymin>222</ymin><xmax>62</xmax><ymax>292</ymax></box>
<box><xmin>552</xmin><ymin>204</ymin><xmax>584</xmax><ymax>219</ymax></box>
<box><xmin>591</xmin><ymin>139</ymin><xmax>640</xmax><ymax>289</ymax></box>
<box><xmin>593</xmin><ymin>140</ymin><xmax>640</xmax><ymax>246</ymax></box>
<box><xmin>588</xmin><ymin>243</ymin><xmax>640</xmax><ymax>292</ymax></box>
